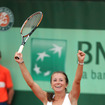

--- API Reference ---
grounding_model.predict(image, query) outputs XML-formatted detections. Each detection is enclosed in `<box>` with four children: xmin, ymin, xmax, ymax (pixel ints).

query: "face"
<box><xmin>51</xmin><ymin>73</ymin><xmax>68</xmax><ymax>93</ymax></box>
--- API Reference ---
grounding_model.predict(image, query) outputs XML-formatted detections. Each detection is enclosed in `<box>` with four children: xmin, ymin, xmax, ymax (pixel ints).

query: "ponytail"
<box><xmin>47</xmin><ymin>92</ymin><xmax>54</xmax><ymax>102</ymax></box>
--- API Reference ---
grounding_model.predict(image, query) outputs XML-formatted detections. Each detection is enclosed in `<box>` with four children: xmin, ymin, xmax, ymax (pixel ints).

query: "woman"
<box><xmin>14</xmin><ymin>50</ymin><xmax>85</xmax><ymax>105</ymax></box>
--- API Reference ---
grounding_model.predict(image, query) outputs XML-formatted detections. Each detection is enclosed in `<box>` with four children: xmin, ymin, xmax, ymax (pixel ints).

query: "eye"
<box><xmin>59</xmin><ymin>79</ymin><xmax>63</xmax><ymax>81</ymax></box>
<box><xmin>53</xmin><ymin>79</ymin><xmax>57</xmax><ymax>82</ymax></box>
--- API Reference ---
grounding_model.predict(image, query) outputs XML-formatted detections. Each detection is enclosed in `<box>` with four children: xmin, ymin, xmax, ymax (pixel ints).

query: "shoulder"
<box><xmin>68</xmin><ymin>92</ymin><xmax>78</xmax><ymax>104</ymax></box>
<box><xmin>0</xmin><ymin>65</ymin><xmax>10</xmax><ymax>73</ymax></box>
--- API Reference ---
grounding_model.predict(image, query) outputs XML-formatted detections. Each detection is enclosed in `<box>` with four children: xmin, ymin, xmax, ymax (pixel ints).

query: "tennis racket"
<box><xmin>15</xmin><ymin>11</ymin><xmax>43</xmax><ymax>59</ymax></box>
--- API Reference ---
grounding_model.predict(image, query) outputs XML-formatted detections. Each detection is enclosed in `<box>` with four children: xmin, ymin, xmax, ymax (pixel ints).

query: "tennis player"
<box><xmin>14</xmin><ymin>50</ymin><xmax>85</xmax><ymax>105</ymax></box>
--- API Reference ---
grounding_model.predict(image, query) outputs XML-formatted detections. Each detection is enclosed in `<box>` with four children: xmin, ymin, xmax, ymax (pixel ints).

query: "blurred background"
<box><xmin>0</xmin><ymin>0</ymin><xmax>105</xmax><ymax>105</ymax></box>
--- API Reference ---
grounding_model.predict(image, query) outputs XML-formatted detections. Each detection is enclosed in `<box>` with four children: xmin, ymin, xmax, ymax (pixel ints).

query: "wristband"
<box><xmin>19</xmin><ymin>61</ymin><xmax>24</xmax><ymax>64</ymax></box>
<box><xmin>78</xmin><ymin>61</ymin><xmax>84</xmax><ymax>65</ymax></box>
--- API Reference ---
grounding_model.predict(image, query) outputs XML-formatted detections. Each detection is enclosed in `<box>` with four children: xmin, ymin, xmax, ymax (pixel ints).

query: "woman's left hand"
<box><xmin>77</xmin><ymin>50</ymin><xmax>85</xmax><ymax>63</ymax></box>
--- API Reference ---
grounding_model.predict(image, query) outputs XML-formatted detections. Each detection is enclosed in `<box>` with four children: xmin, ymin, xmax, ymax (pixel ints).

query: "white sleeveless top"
<box><xmin>47</xmin><ymin>94</ymin><xmax>71</xmax><ymax>105</ymax></box>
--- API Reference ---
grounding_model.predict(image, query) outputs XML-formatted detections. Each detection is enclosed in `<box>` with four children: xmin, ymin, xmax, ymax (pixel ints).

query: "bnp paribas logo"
<box><xmin>31</xmin><ymin>38</ymin><xmax>67</xmax><ymax>81</ymax></box>
<box><xmin>0</xmin><ymin>7</ymin><xmax>14</xmax><ymax>31</ymax></box>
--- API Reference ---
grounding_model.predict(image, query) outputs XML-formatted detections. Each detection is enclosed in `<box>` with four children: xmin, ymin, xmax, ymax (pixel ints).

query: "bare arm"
<box><xmin>14</xmin><ymin>52</ymin><xmax>47</xmax><ymax>104</ymax></box>
<box><xmin>69</xmin><ymin>50</ymin><xmax>85</xmax><ymax>104</ymax></box>
<box><xmin>7</xmin><ymin>87</ymin><xmax>14</xmax><ymax>105</ymax></box>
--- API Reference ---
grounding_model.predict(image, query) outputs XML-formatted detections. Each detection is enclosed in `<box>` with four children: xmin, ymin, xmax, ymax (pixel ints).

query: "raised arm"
<box><xmin>69</xmin><ymin>50</ymin><xmax>85</xmax><ymax>104</ymax></box>
<box><xmin>14</xmin><ymin>52</ymin><xmax>47</xmax><ymax>104</ymax></box>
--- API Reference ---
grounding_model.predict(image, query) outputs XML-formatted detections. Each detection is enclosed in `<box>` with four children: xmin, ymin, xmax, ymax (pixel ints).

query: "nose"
<box><xmin>56</xmin><ymin>80</ymin><xmax>61</xmax><ymax>84</ymax></box>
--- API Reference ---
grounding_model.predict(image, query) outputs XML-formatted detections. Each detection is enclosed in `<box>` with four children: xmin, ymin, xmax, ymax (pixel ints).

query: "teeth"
<box><xmin>55</xmin><ymin>86</ymin><xmax>61</xmax><ymax>88</ymax></box>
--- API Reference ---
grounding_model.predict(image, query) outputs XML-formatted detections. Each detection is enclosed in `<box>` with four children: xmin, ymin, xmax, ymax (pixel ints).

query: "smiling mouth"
<box><xmin>55</xmin><ymin>85</ymin><xmax>61</xmax><ymax>88</ymax></box>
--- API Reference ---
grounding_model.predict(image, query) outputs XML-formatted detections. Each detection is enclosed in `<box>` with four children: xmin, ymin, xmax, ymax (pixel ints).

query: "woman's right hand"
<box><xmin>14</xmin><ymin>52</ymin><xmax>24</xmax><ymax>64</ymax></box>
